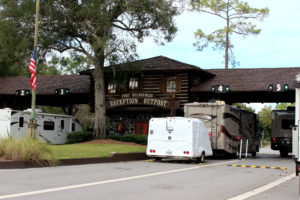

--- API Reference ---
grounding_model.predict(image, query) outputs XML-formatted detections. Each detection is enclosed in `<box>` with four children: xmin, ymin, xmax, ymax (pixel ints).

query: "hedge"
<box><xmin>66</xmin><ymin>131</ymin><xmax>94</xmax><ymax>144</ymax></box>
<box><xmin>108</xmin><ymin>134</ymin><xmax>148</xmax><ymax>145</ymax></box>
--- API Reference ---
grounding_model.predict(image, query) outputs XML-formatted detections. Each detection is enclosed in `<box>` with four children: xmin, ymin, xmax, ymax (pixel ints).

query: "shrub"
<box><xmin>66</xmin><ymin>131</ymin><xmax>94</xmax><ymax>144</ymax></box>
<box><xmin>0</xmin><ymin>137</ymin><xmax>56</xmax><ymax>166</ymax></box>
<box><xmin>108</xmin><ymin>134</ymin><xmax>148</xmax><ymax>145</ymax></box>
<box><xmin>107</xmin><ymin>134</ymin><xmax>122</xmax><ymax>141</ymax></box>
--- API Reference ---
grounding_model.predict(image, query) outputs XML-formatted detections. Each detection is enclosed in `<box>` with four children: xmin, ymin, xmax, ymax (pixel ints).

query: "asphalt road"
<box><xmin>0</xmin><ymin>148</ymin><xmax>298</xmax><ymax>200</ymax></box>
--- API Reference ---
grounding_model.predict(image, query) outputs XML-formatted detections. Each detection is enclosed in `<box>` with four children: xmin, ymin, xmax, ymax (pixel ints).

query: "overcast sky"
<box><xmin>137</xmin><ymin>0</ymin><xmax>300</xmax><ymax>112</ymax></box>
<box><xmin>137</xmin><ymin>0</ymin><xmax>300</xmax><ymax>70</ymax></box>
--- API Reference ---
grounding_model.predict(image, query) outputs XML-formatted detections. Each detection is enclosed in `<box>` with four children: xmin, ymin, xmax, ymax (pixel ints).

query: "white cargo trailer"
<box><xmin>0</xmin><ymin>108</ymin><xmax>82</xmax><ymax>144</ymax></box>
<box><xmin>146</xmin><ymin>117</ymin><xmax>213</xmax><ymax>162</ymax></box>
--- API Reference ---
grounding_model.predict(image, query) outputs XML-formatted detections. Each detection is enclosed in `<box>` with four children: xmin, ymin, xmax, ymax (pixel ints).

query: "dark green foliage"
<box><xmin>0</xmin><ymin>0</ymin><xmax>180</xmax><ymax>139</ymax></box>
<box><xmin>108</xmin><ymin>134</ymin><xmax>148</xmax><ymax>145</ymax></box>
<box><xmin>233</xmin><ymin>103</ymin><xmax>256</xmax><ymax>113</ymax></box>
<box><xmin>42</xmin><ymin>106</ymin><xmax>65</xmax><ymax>115</ymax></box>
<box><xmin>275</xmin><ymin>103</ymin><xmax>295</xmax><ymax>110</ymax></box>
<box><xmin>66</xmin><ymin>131</ymin><xmax>94</xmax><ymax>144</ymax></box>
<box><xmin>107</xmin><ymin>134</ymin><xmax>122</xmax><ymax>141</ymax></box>
<box><xmin>258</xmin><ymin>106</ymin><xmax>272</xmax><ymax>140</ymax></box>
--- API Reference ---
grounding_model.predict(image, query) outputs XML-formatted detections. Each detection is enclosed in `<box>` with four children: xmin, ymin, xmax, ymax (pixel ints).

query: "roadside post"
<box><xmin>239</xmin><ymin>139</ymin><xmax>243</xmax><ymax>160</ymax></box>
<box><xmin>245</xmin><ymin>140</ymin><xmax>248</xmax><ymax>158</ymax></box>
<box><xmin>293</xmin><ymin>74</ymin><xmax>300</xmax><ymax>194</ymax></box>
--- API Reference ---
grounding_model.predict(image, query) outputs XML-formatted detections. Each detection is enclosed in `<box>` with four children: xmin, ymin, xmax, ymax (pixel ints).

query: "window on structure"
<box><xmin>61</xmin><ymin>120</ymin><xmax>65</xmax><ymax>130</ymax></box>
<box><xmin>72</xmin><ymin>123</ymin><xmax>75</xmax><ymax>132</ymax></box>
<box><xmin>107</xmin><ymin>82</ymin><xmax>116</xmax><ymax>94</ymax></box>
<box><xmin>128</xmin><ymin>77</ymin><xmax>138</xmax><ymax>92</ymax></box>
<box><xmin>19</xmin><ymin>117</ymin><xmax>24</xmax><ymax>128</ymax></box>
<box><xmin>166</xmin><ymin>76</ymin><xmax>177</xmax><ymax>93</ymax></box>
<box><xmin>44</xmin><ymin>121</ymin><xmax>55</xmax><ymax>130</ymax></box>
<box><xmin>159</xmin><ymin>75</ymin><xmax>181</xmax><ymax>94</ymax></box>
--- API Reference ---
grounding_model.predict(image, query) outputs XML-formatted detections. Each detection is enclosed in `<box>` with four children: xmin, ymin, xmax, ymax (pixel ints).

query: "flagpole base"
<box><xmin>27</xmin><ymin>119</ymin><xmax>37</xmax><ymax>138</ymax></box>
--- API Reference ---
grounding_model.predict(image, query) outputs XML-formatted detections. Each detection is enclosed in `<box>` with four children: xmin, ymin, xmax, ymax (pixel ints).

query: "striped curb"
<box><xmin>229</xmin><ymin>164</ymin><xmax>287</xmax><ymax>170</ymax></box>
<box><xmin>146</xmin><ymin>160</ymin><xmax>200</xmax><ymax>165</ymax></box>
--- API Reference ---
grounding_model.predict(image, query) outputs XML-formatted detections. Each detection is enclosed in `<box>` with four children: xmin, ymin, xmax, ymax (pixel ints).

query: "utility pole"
<box><xmin>28</xmin><ymin>0</ymin><xmax>40</xmax><ymax>137</ymax></box>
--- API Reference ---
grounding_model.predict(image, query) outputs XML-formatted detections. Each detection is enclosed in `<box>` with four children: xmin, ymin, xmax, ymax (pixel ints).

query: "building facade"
<box><xmin>1</xmin><ymin>56</ymin><xmax>300</xmax><ymax>136</ymax></box>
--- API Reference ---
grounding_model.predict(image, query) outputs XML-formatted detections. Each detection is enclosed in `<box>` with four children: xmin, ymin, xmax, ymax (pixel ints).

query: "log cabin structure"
<box><xmin>1</xmin><ymin>56</ymin><xmax>300</xmax><ymax>135</ymax></box>
<box><xmin>81</xmin><ymin>56</ymin><xmax>215</xmax><ymax>135</ymax></box>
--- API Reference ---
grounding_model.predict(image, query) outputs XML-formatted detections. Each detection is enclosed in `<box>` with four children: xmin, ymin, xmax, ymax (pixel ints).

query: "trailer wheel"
<box><xmin>197</xmin><ymin>152</ymin><xmax>205</xmax><ymax>163</ymax></box>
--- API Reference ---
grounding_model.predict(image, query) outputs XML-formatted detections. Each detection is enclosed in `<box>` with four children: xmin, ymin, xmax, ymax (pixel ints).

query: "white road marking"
<box><xmin>0</xmin><ymin>160</ymin><xmax>237</xmax><ymax>199</ymax></box>
<box><xmin>227</xmin><ymin>173</ymin><xmax>296</xmax><ymax>200</ymax></box>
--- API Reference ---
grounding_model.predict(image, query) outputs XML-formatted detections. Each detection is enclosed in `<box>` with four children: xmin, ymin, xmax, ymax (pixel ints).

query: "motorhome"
<box><xmin>271</xmin><ymin>107</ymin><xmax>295</xmax><ymax>157</ymax></box>
<box><xmin>0</xmin><ymin>108</ymin><xmax>82</xmax><ymax>144</ymax></box>
<box><xmin>184</xmin><ymin>102</ymin><xmax>260</xmax><ymax>156</ymax></box>
<box><xmin>146</xmin><ymin>117</ymin><xmax>213</xmax><ymax>163</ymax></box>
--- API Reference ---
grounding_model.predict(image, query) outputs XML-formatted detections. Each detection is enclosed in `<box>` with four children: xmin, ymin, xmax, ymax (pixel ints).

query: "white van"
<box><xmin>146</xmin><ymin>117</ymin><xmax>213</xmax><ymax>163</ymax></box>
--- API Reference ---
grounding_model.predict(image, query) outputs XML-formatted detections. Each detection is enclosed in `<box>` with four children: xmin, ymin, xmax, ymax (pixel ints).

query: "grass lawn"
<box><xmin>48</xmin><ymin>143</ymin><xmax>146</xmax><ymax>159</ymax></box>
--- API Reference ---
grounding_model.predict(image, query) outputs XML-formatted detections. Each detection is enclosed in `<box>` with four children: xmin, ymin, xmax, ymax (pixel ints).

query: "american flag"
<box><xmin>29</xmin><ymin>48</ymin><xmax>36</xmax><ymax>90</ymax></box>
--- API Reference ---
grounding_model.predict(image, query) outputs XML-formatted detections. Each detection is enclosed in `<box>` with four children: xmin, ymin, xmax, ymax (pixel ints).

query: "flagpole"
<box><xmin>28</xmin><ymin>0</ymin><xmax>40</xmax><ymax>137</ymax></box>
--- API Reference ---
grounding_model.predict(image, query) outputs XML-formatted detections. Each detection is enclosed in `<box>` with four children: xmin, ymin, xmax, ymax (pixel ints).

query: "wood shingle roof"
<box><xmin>0</xmin><ymin>75</ymin><xmax>90</xmax><ymax>95</ymax></box>
<box><xmin>80</xmin><ymin>56</ymin><xmax>215</xmax><ymax>77</ymax></box>
<box><xmin>191</xmin><ymin>68</ymin><xmax>300</xmax><ymax>92</ymax></box>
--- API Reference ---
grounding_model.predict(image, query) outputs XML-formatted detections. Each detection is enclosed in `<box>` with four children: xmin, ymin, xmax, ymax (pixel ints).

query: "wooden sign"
<box><xmin>106</xmin><ymin>93</ymin><xmax>179</xmax><ymax>109</ymax></box>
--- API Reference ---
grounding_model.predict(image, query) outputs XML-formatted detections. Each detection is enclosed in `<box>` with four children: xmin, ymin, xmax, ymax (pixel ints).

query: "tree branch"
<box><xmin>197</xmin><ymin>9</ymin><xmax>227</xmax><ymax>21</ymax></box>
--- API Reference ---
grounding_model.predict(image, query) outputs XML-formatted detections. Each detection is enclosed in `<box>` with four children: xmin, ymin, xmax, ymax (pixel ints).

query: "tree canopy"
<box><xmin>275</xmin><ymin>103</ymin><xmax>295</xmax><ymax>110</ymax></box>
<box><xmin>190</xmin><ymin>0</ymin><xmax>269</xmax><ymax>69</ymax></box>
<box><xmin>233</xmin><ymin>103</ymin><xmax>255</xmax><ymax>113</ymax></box>
<box><xmin>258</xmin><ymin>106</ymin><xmax>272</xmax><ymax>140</ymax></box>
<box><xmin>0</xmin><ymin>0</ymin><xmax>180</xmax><ymax>138</ymax></box>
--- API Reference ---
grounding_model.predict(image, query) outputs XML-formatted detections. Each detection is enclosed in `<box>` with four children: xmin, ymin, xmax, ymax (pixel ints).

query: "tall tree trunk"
<box><xmin>93</xmin><ymin>49</ymin><xmax>107</xmax><ymax>139</ymax></box>
<box><xmin>225</xmin><ymin>31</ymin><xmax>229</xmax><ymax>70</ymax></box>
<box><xmin>225</xmin><ymin>1</ymin><xmax>229</xmax><ymax>70</ymax></box>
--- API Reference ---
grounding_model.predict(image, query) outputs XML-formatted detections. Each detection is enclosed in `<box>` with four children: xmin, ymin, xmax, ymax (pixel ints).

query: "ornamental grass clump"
<box><xmin>0</xmin><ymin>138</ymin><xmax>9</xmax><ymax>158</ymax></box>
<box><xmin>0</xmin><ymin>137</ymin><xmax>56</xmax><ymax>166</ymax></box>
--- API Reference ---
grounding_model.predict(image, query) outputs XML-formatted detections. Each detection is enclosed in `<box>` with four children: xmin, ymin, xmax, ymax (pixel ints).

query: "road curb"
<box><xmin>0</xmin><ymin>152</ymin><xmax>147</xmax><ymax>169</ymax></box>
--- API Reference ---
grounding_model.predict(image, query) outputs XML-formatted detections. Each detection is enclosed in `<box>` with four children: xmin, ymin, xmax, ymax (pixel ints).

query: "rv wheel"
<box><xmin>197</xmin><ymin>153</ymin><xmax>205</xmax><ymax>163</ymax></box>
<box><xmin>155</xmin><ymin>157</ymin><xmax>162</xmax><ymax>162</ymax></box>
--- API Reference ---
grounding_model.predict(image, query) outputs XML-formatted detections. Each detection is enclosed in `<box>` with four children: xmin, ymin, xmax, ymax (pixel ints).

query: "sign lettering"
<box><xmin>107</xmin><ymin>93</ymin><xmax>174</xmax><ymax>109</ymax></box>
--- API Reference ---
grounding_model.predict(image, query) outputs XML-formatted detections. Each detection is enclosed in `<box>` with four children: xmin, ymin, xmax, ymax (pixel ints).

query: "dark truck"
<box><xmin>271</xmin><ymin>107</ymin><xmax>295</xmax><ymax>157</ymax></box>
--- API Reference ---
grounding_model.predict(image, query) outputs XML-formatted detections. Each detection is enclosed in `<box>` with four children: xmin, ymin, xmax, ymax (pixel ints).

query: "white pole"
<box><xmin>245</xmin><ymin>140</ymin><xmax>248</xmax><ymax>158</ymax></box>
<box><xmin>239</xmin><ymin>139</ymin><xmax>243</xmax><ymax>160</ymax></box>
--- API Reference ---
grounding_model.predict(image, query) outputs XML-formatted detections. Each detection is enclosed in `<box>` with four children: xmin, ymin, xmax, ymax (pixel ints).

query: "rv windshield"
<box><xmin>187</xmin><ymin>106</ymin><xmax>217</xmax><ymax>128</ymax></box>
<box><xmin>281</xmin><ymin>119</ymin><xmax>295</xmax><ymax>130</ymax></box>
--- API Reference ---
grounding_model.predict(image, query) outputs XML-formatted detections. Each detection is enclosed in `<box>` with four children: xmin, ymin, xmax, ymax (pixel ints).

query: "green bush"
<box><xmin>108</xmin><ymin>134</ymin><xmax>148</xmax><ymax>145</ymax></box>
<box><xmin>107</xmin><ymin>134</ymin><xmax>122</xmax><ymax>141</ymax></box>
<box><xmin>0</xmin><ymin>137</ymin><xmax>56</xmax><ymax>166</ymax></box>
<box><xmin>66</xmin><ymin>131</ymin><xmax>94</xmax><ymax>144</ymax></box>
